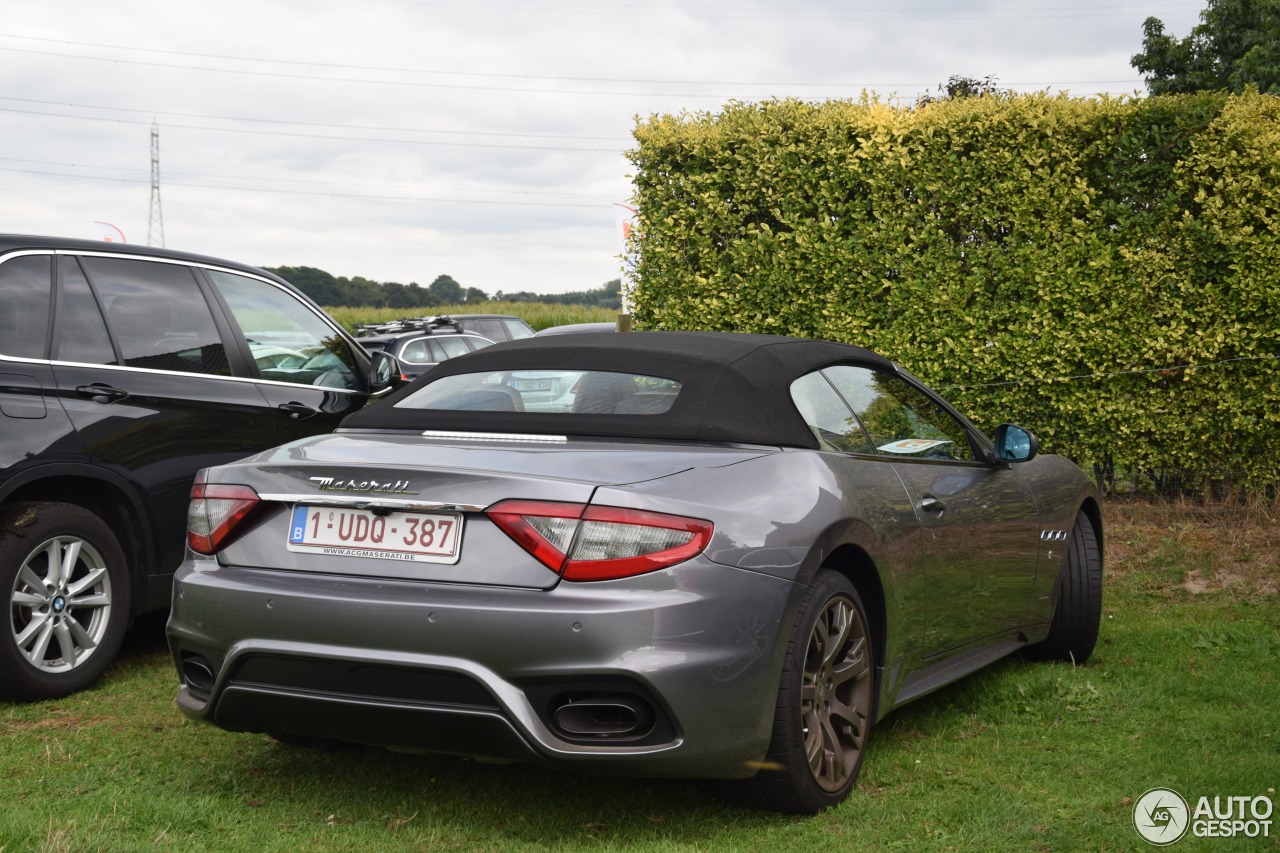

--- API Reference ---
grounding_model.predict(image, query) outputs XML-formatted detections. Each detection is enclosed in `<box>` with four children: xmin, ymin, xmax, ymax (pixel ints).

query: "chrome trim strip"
<box><xmin>0</xmin><ymin>354</ymin><xmax>365</xmax><ymax>395</ymax></box>
<box><xmin>257</xmin><ymin>494</ymin><xmax>487</xmax><ymax>513</ymax></box>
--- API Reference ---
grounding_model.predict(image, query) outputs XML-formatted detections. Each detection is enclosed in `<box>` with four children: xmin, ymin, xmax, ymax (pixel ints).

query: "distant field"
<box><xmin>3</xmin><ymin>504</ymin><xmax>1276</xmax><ymax>852</ymax></box>
<box><xmin>325</xmin><ymin>301</ymin><xmax>620</xmax><ymax>334</ymax></box>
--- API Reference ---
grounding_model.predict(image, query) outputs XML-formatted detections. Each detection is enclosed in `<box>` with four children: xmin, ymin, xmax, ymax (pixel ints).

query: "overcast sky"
<box><xmin>2</xmin><ymin>1</ymin><xmax>1204</xmax><ymax>295</ymax></box>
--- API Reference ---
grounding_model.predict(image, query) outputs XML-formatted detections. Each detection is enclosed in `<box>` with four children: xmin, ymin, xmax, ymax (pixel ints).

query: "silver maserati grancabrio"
<box><xmin>167</xmin><ymin>331</ymin><xmax>1102</xmax><ymax>814</ymax></box>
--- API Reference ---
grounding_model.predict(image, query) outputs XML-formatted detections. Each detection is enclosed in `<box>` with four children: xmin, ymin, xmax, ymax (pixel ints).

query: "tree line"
<box><xmin>265</xmin><ymin>265</ymin><xmax>622</xmax><ymax>310</ymax></box>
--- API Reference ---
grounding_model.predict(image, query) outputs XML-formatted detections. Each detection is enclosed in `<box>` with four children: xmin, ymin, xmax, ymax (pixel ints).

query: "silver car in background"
<box><xmin>167</xmin><ymin>332</ymin><xmax>1102</xmax><ymax>814</ymax></box>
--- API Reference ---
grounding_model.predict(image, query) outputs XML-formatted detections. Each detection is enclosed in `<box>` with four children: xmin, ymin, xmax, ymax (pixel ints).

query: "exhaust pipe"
<box><xmin>552</xmin><ymin>694</ymin><xmax>654</xmax><ymax>738</ymax></box>
<box><xmin>181</xmin><ymin>655</ymin><xmax>216</xmax><ymax>699</ymax></box>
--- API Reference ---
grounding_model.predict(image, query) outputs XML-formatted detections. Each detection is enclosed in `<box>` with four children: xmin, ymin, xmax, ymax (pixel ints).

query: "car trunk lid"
<box><xmin>206</xmin><ymin>432</ymin><xmax>771</xmax><ymax>588</ymax></box>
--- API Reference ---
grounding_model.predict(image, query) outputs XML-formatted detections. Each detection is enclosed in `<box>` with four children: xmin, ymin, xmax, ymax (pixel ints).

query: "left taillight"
<box><xmin>486</xmin><ymin>500</ymin><xmax>713</xmax><ymax>582</ymax></box>
<box><xmin>187</xmin><ymin>477</ymin><xmax>261</xmax><ymax>555</ymax></box>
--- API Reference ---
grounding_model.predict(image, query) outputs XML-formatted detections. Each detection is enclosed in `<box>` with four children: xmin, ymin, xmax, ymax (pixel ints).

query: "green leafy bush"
<box><xmin>627</xmin><ymin>91</ymin><xmax>1280</xmax><ymax>494</ymax></box>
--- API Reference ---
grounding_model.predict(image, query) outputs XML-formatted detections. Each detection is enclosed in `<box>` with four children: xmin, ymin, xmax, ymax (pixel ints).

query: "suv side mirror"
<box><xmin>994</xmin><ymin>423</ymin><xmax>1039</xmax><ymax>463</ymax></box>
<box><xmin>369</xmin><ymin>350</ymin><xmax>402</xmax><ymax>392</ymax></box>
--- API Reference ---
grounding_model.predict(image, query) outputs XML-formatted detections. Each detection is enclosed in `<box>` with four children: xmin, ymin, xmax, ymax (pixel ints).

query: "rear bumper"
<box><xmin>167</xmin><ymin>555</ymin><xmax>799</xmax><ymax>779</ymax></box>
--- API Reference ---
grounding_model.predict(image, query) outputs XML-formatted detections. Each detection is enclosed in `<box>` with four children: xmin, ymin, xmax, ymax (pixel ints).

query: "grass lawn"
<box><xmin>3</xmin><ymin>504</ymin><xmax>1276</xmax><ymax>852</ymax></box>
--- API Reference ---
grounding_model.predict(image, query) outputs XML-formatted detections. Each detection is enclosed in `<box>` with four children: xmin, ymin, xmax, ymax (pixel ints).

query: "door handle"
<box><xmin>920</xmin><ymin>496</ymin><xmax>946</xmax><ymax>514</ymax></box>
<box><xmin>75</xmin><ymin>383</ymin><xmax>129</xmax><ymax>404</ymax></box>
<box><xmin>278</xmin><ymin>401</ymin><xmax>318</xmax><ymax>420</ymax></box>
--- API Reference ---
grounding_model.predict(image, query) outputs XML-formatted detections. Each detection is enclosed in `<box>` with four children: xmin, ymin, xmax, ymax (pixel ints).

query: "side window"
<box><xmin>502</xmin><ymin>319</ymin><xmax>534</xmax><ymax>340</ymax></box>
<box><xmin>398</xmin><ymin>339</ymin><xmax>430</xmax><ymax>364</ymax></box>
<box><xmin>472</xmin><ymin>319</ymin><xmax>503</xmax><ymax>341</ymax></box>
<box><xmin>0</xmin><ymin>255</ymin><xmax>52</xmax><ymax>358</ymax></box>
<box><xmin>789</xmin><ymin>372</ymin><xmax>874</xmax><ymax>454</ymax></box>
<box><xmin>80</xmin><ymin>257</ymin><xmax>230</xmax><ymax>376</ymax></box>
<box><xmin>435</xmin><ymin>337</ymin><xmax>471</xmax><ymax>360</ymax></box>
<box><xmin>467</xmin><ymin>337</ymin><xmax>495</xmax><ymax>352</ymax></box>
<box><xmin>208</xmin><ymin>271</ymin><xmax>361</xmax><ymax>391</ymax></box>
<box><xmin>823</xmin><ymin>365</ymin><xmax>975</xmax><ymax>461</ymax></box>
<box><xmin>56</xmin><ymin>261</ymin><xmax>116</xmax><ymax>365</ymax></box>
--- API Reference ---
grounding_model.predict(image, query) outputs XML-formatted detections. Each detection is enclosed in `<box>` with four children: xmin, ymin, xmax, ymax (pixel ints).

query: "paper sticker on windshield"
<box><xmin>877</xmin><ymin>438</ymin><xmax>952</xmax><ymax>454</ymax></box>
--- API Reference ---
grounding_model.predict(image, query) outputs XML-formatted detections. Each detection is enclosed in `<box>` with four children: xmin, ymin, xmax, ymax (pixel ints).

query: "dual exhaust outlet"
<box><xmin>550</xmin><ymin>693</ymin><xmax>655</xmax><ymax>740</ymax></box>
<box><xmin>182</xmin><ymin>655</ymin><xmax>659</xmax><ymax>743</ymax></box>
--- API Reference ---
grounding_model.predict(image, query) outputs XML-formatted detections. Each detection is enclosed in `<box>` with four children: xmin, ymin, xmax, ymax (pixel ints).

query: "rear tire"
<box><xmin>1028</xmin><ymin>513</ymin><xmax>1102</xmax><ymax>663</ymax></box>
<box><xmin>0</xmin><ymin>502</ymin><xmax>131</xmax><ymax>701</ymax></box>
<box><xmin>726</xmin><ymin>569</ymin><xmax>875</xmax><ymax>814</ymax></box>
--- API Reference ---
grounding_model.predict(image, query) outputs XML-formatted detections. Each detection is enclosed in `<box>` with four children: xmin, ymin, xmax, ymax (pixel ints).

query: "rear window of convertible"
<box><xmin>394</xmin><ymin>370</ymin><xmax>681</xmax><ymax>415</ymax></box>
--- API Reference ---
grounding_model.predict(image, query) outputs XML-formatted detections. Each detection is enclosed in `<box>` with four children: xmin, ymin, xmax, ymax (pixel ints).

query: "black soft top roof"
<box><xmin>341</xmin><ymin>331</ymin><xmax>897</xmax><ymax>448</ymax></box>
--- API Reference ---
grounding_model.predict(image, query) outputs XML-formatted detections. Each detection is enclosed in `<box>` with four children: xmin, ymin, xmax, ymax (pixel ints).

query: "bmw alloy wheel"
<box><xmin>10</xmin><ymin>534</ymin><xmax>114</xmax><ymax>674</ymax></box>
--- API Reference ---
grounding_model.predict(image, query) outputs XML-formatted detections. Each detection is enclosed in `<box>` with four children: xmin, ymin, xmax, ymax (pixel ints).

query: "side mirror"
<box><xmin>369</xmin><ymin>350</ymin><xmax>402</xmax><ymax>392</ymax></box>
<box><xmin>994</xmin><ymin>423</ymin><xmax>1039</xmax><ymax>463</ymax></box>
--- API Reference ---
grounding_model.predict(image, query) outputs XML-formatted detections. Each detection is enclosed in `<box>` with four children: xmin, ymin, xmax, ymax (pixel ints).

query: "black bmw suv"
<box><xmin>0</xmin><ymin>235</ymin><xmax>396</xmax><ymax>701</ymax></box>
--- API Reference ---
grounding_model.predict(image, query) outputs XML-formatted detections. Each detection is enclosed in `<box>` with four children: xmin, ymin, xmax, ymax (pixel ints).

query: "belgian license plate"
<box><xmin>513</xmin><ymin>378</ymin><xmax>552</xmax><ymax>392</ymax></box>
<box><xmin>287</xmin><ymin>505</ymin><xmax>463</xmax><ymax>564</ymax></box>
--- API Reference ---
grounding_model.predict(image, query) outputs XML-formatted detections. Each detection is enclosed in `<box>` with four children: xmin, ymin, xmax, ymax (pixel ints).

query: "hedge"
<box><xmin>625</xmin><ymin>91</ymin><xmax>1280</xmax><ymax>495</ymax></box>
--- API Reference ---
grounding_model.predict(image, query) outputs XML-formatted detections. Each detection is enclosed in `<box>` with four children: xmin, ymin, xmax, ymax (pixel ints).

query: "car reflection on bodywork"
<box><xmin>167</xmin><ymin>331</ymin><xmax>1102</xmax><ymax>814</ymax></box>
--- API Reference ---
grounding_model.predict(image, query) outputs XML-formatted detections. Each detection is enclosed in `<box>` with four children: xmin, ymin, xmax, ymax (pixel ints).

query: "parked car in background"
<box><xmin>0</xmin><ymin>235</ymin><xmax>397</xmax><ymax>701</ymax></box>
<box><xmin>447</xmin><ymin>313</ymin><xmax>534</xmax><ymax>342</ymax></box>
<box><xmin>353</xmin><ymin>316</ymin><xmax>494</xmax><ymax>381</ymax></box>
<box><xmin>535</xmin><ymin>321</ymin><xmax>617</xmax><ymax>336</ymax></box>
<box><xmin>169</xmin><ymin>331</ymin><xmax>1102</xmax><ymax>814</ymax></box>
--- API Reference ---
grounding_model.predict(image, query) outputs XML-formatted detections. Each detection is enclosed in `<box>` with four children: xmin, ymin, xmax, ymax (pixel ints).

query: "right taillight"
<box><xmin>187</xmin><ymin>477</ymin><xmax>260</xmax><ymax>555</ymax></box>
<box><xmin>485</xmin><ymin>500</ymin><xmax>713</xmax><ymax>582</ymax></box>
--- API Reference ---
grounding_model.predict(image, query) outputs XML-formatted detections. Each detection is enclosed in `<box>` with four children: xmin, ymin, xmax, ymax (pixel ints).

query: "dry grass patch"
<box><xmin>1104</xmin><ymin>500</ymin><xmax>1280</xmax><ymax>600</ymax></box>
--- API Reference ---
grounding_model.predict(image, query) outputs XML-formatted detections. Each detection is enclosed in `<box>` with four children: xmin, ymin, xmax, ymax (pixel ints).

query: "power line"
<box><xmin>941</xmin><ymin>356</ymin><xmax>1279</xmax><ymax>391</ymax></box>
<box><xmin>0</xmin><ymin>153</ymin><xmax>616</xmax><ymax>201</ymax></box>
<box><xmin>0</xmin><ymin>40</ymin><xmax>1147</xmax><ymax>96</ymax></box>
<box><xmin>0</xmin><ymin>104</ymin><xmax>627</xmax><ymax>151</ymax></box>
<box><xmin>0</xmin><ymin>31</ymin><xmax>1171</xmax><ymax>87</ymax></box>
<box><xmin>0</xmin><ymin>96</ymin><xmax>629</xmax><ymax>143</ymax></box>
<box><xmin>0</xmin><ymin>163</ymin><xmax>605</xmax><ymax>208</ymax></box>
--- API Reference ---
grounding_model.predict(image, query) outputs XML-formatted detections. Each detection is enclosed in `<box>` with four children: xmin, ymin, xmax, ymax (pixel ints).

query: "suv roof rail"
<box><xmin>353</xmin><ymin>315</ymin><xmax>462</xmax><ymax>337</ymax></box>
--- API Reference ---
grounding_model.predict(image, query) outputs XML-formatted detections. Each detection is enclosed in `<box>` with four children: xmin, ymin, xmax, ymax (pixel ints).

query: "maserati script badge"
<box><xmin>308</xmin><ymin>476</ymin><xmax>419</xmax><ymax>495</ymax></box>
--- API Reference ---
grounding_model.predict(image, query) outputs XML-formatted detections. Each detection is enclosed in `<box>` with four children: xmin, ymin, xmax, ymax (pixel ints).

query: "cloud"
<box><xmin>0</xmin><ymin>0</ymin><xmax>1203</xmax><ymax>294</ymax></box>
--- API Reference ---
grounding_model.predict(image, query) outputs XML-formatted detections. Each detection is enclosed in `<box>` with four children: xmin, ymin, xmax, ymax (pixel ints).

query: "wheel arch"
<box><xmin>821</xmin><ymin>543</ymin><xmax>887</xmax><ymax>680</ymax></box>
<box><xmin>788</xmin><ymin>520</ymin><xmax>893</xmax><ymax>725</ymax></box>
<box><xmin>1076</xmin><ymin>494</ymin><xmax>1103</xmax><ymax>564</ymax></box>
<box><xmin>1</xmin><ymin>466</ymin><xmax>153</xmax><ymax>614</ymax></box>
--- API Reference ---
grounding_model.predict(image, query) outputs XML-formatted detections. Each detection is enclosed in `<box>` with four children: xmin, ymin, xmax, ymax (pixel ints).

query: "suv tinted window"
<box><xmin>83</xmin><ymin>257</ymin><xmax>231</xmax><ymax>376</ymax></box>
<box><xmin>434</xmin><ymin>336</ymin><xmax>471</xmax><ymax>359</ymax></box>
<box><xmin>471</xmin><ymin>319</ymin><xmax>504</xmax><ymax>340</ymax></box>
<box><xmin>502</xmin><ymin>319</ymin><xmax>534</xmax><ymax>340</ymax></box>
<box><xmin>0</xmin><ymin>255</ymin><xmax>52</xmax><ymax>358</ymax></box>
<box><xmin>57</xmin><ymin>260</ymin><xmax>116</xmax><ymax>365</ymax></box>
<box><xmin>399</xmin><ymin>338</ymin><xmax>431</xmax><ymax>364</ymax></box>
<box><xmin>208</xmin><ymin>270</ymin><xmax>361</xmax><ymax>391</ymax></box>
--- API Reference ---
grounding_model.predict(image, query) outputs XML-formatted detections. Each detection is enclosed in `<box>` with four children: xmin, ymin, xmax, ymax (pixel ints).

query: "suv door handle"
<box><xmin>278</xmin><ymin>401</ymin><xmax>318</xmax><ymax>420</ymax></box>
<box><xmin>920</xmin><ymin>496</ymin><xmax>946</xmax><ymax>514</ymax></box>
<box><xmin>75</xmin><ymin>383</ymin><xmax>129</xmax><ymax>404</ymax></box>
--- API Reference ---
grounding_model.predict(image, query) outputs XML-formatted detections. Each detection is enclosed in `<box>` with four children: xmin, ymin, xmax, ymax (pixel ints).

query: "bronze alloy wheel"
<box><xmin>729</xmin><ymin>569</ymin><xmax>876</xmax><ymax>813</ymax></box>
<box><xmin>801</xmin><ymin>588</ymin><xmax>873</xmax><ymax>793</ymax></box>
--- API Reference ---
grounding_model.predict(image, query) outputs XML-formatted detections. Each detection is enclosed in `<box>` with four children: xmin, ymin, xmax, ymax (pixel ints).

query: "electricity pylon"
<box><xmin>148</xmin><ymin>120</ymin><xmax>165</xmax><ymax>248</ymax></box>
